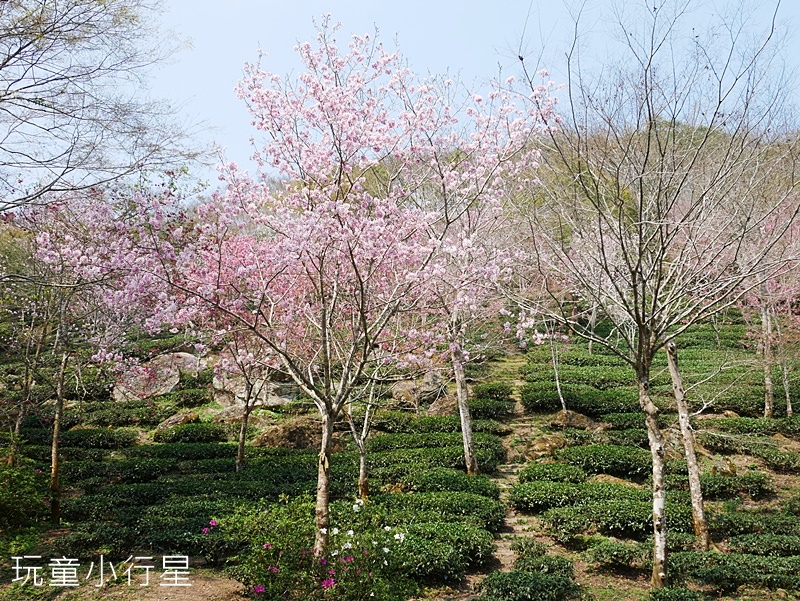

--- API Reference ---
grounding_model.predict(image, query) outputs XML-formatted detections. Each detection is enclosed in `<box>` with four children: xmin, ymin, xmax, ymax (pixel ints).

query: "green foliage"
<box><xmin>368</xmin><ymin>445</ymin><xmax>504</xmax><ymax>474</ymax></box>
<box><xmin>152</xmin><ymin>422</ymin><xmax>228</xmax><ymax>444</ymax></box>
<box><xmin>0</xmin><ymin>463</ymin><xmax>47</xmax><ymax>529</ymax></box>
<box><xmin>511</xmin><ymin>538</ymin><xmax>549</xmax><ymax>558</ymax></box>
<box><xmin>727</xmin><ymin>534</ymin><xmax>800</xmax><ymax>556</ymax></box>
<box><xmin>481</xmin><ymin>571</ymin><xmax>582</xmax><ymax>601</ymax></box>
<box><xmin>372</xmin><ymin>411</ymin><xmax>508</xmax><ymax>435</ymax></box>
<box><xmin>602</xmin><ymin>412</ymin><xmax>645</xmax><ymax>430</ymax></box>
<box><xmin>472</xmin><ymin>382</ymin><xmax>514</xmax><ymax>402</ymax></box>
<box><xmin>511</xmin><ymin>480</ymin><xmax>647</xmax><ymax>513</ymax></box>
<box><xmin>82</xmin><ymin>399</ymin><xmax>177</xmax><ymax>427</ymax></box>
<box><xmin>584</xmin><ymin>539</ymin><xmax>650</xmax><ymax>571</ymax></box>
<box><xmin>669</xmin><ymin>551</ymin><xmax>800</xmax><ymax>592</ymax></box>
<box><xmin>648</xmin><ymin>589</ymin><xmax>704</xmax><ymax>601</ymax></box>
<box><xmin>605</xmin><ymin>429</ymin><xmax>649</xmax><ymax>448</ymax></box>
<box><xmin>557</xmin><ymin>444</ymin><xmax>651</xmax><ymax>480</ymax></box>
<box><xmin>400</xmin><ymin>468</ymin><xmax>500</xmax><ymax>499</ymax></box>
<box><xmin>695</xmin><ymin>472</ymin><xmax>774</xmax><ymax>500</ymax></box>
<box><xmin>468</xmin><ymin>396</ymin><xmax>515</xmax><ymax>420</ymax></box>
<box><xmin>539</xmin><ymin>500</ymin><xmax>693</xmax><ymax>542</ymax></box>
<box><xmin>61</xmin><ymin>428</ymin><xmax>138</xmax><ymax>449</ymax></box>
<box><xmin>710</xmin><ymin>509</ymin><xmax>800</xmax><ymax>538</ymax></box>
<box><xmin>372</xmin><ymin>492</ymin><xmax>506</xmax><ymax>532</ymax></box>
<box><xmin>518</xmin><ymin>463</ymin><xmax>587</xmax><ymax>484</ymax></box>
<box><xmin>514</xmin><ymin>554</ymin><xmax>574</xmax><ymax>580</ymax></box>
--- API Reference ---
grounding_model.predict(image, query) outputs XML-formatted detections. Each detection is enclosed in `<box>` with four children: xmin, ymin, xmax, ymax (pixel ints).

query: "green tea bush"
<box><xmin>468</xmin><ymin>397</ymin><xmax>515</xmax><ymax>420</ymax></box>
<box><xmin>472</xmin><ymin>382</ymin><xmax>514</xmax><ymax>402</ymax></box>
<box><xmin>584</xmin><ymin>539</ymin><xmax>649</xmax><ymax>571</ymax></box>
<box><xmin>602</xmin><ymin>412</ymin><xmax>646</xmax><ymax>430</ymax></box>
<box><xmin>0</xmin><ymin>463</ymin><xmax>47</xmax><ymax>529</ymax></box>
<box><xmin>83</xmin><ymin>400</ymin><xmax>176</xmax><ymax>427</ymax></box>
<box><xmin>511</xmin><ymin>481</ymin><xmax>647</xmax><ymax>513</ymax></box>
<box><xmin>225</xmin><ymin>499</ymin><xmax>416</xmax><ymax>601</ymax></box>
<box><xmin>22</xmin><ymin>445</ymin><xmax>107</xmax><ymax>462</ymax></box>
<box><xmin>557</xmin><ymin>445</ymin><xmax>651</xmax><ymax>480</ymax></box>
<box><xmin>481</xmin><ymin>571</ymin><xmax>582</xmax><ymax>601</ymax></box>
<box><xmin>605</xmin><ymin>429</ymin><xmax>649</xmax><ymax>448</ymax></box>
<box><xmin>649</xmin><ymin>589</ymin><xmax>704</xmax><ymax>601</ymax></box>
<box><xmin>401</xmin><ymin>468</ymin><xmax>500</xmax><ymax>499</ymax></box>
<box><xmin>514</xmin><ymin>555</ymin><xmax>574</xmax><ymax>580</ymax></box>
<box><xmin>518</xmin><ymin>463</ymin><xmax>587</xmax><ymax>484</ymax></box>
<box><xmin>367</xmin><ymin>445</ymin><xmax>504</xmax><ymax>474</ymax></box>
<box><xmin>698</xmin><ymin>417</ymin><xmax>779</xmax><ymax>436</ymax></box>
<box><xmin>152</xmin><ymin>422</ymin><xmax>228</xmax><ymax>444</ymax></box>
<box><xmin>727</xmin><ymin>534</ymin><xmax>800</xmax><ymax>556</ymax></box>
<box><xmin>60</xmin><ymin>428</ymin><xmax>138</xmax><ymax>449</ymax></box>
<box><xmin>669</xmin><ymin>551</ymin><xmax>800</xmax><ymax>592</ymax></box>
<box><xmin>518</xmin><ymin>382</ymin><xmax>563</xmax><ymax>413</ymax></box>
<box><xmin>373</xmin><ymin>412</ymin><xmax>508</xmax><ymax>435</ymax></box>
<box><xmin>373</xmin><ymin>492</ymin><xmax>505</xmax><ymax>532</ymax></box>
<box><xmin>710</xmin><ymin>510</ymin><xmax>800</xmax><ymax>538</ymax></box>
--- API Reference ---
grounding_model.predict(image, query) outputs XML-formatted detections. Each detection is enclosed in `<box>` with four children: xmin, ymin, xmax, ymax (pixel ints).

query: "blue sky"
<box><xmin>148</xmin><ymin>1</ymin><xmax>799</xmax><ymax>183</ymax></box>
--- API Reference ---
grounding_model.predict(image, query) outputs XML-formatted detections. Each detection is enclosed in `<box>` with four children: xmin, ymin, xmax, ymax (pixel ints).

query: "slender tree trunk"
<box><xmin>236</xmin><ymin>382</ymin><xmax>253</xmax><ymax>473</ymax></box>
<box><xmin>761</xmin><ymin>296</ymin><xmax>774</xmax><ymax>418</ymax></box>
<box><xmin>358</xmin><ymin>445</ymin><xmax>369</xmax><ymax>499</ymax></box>
<box><xmin>638</xmin><ymin>367</ymin><xmax>667</xmax><ymax>588</ymax></box>
<box><xmin>666</xmin><ymin>342</ymin><xmax>710</xmax><ymax>550</ymax></box>
<box><xmin>9</xmin><ymin>408</ymin><xmax>25</xmax><ymax>468</ymax></box>
<box><xmin>587</xmin><ymin>304</ymin><xmax>597</xmax><ymax>355</ymax></box>
<box><xmin>50</xmin><ymin>352</ymin><xmax>68</xmax><ymax>526</ymax></box>
<box><xmin>782</xmin><ymin>359</ymin><xmax>793</xmax><ymax>418</ymax></box>
<box><xmin>550</xmin><ymin>332</ymin><xmax>566</xmax><ymax>412</ymax></box>
<box><xmin>451</xmin><ymin>318</ymin><xmax>478</xmax><ymax>475</ymax></box>
<box><xmin>313</xmin><ymin>414</ymin><xmax>335</xmax><ymax>555</ymax></box>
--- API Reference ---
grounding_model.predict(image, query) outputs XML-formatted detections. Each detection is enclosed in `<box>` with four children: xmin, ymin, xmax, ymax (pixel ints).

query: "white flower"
<box><xmin>394</xmin><ymin>533</ymin><xmax>405</xmax><ymax>542</ymax></box>
<box><xmin>332</xmin><ymin>549</ymin><xmax>339</xmax><ymax>556</ymax></box>
<box><xmin>353</xmin><ymin>504</ymin><xmax>361</xmax><ymax>512</ymax></box>
<box><xmin>355</xmin><ymin>498</ymin><xmax>365</xmax><ymax>506</ymax></box>
<box><xmin>320</xmin><ymin>528</ymin><xmax>327</xmax><ymax>534</ymax></box>
<box><xmin>384</xmin><ymin>526</ymin><xmax>391</xmax><ymax>532</ymax></box>
<box><xmin>347</xmin><ymin>530</ymin><xmax>354</xmax><ymax>537</ymax></box>
<box><xmin>332</xmin><ymin>528</ymin><xmax>339</xmax><ymax>535</ymax></box>
<box><xmin>343</xmin><ymin>542</ymin><xmax>352</xmax><ymax>549</ymax></box>
<box><xmin>383</xmin><ymin>559</ymin><xmax>388</xmax><ymax>566</ymax></box>
<box><xmin>383</xmin><ymin>547</ymin><xmax>390</xmax><ymax>554</ymax></box>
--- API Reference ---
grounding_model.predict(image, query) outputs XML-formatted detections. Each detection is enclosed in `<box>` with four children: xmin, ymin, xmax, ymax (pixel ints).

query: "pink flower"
<box><xmin>321</xmin><ymin>578</ymin><xmax>335</xmax><ymax>589</ymax></box>
<box><xmin>202</xmin><ymin>527</ymin><xmax>210</xmax><ymax>534</ymax></box>
<box><xmin>251</xmin><ymin>584</ymin><xmax>265</xmax><ymax>593</ymax></box>
<box><xmin>262</xmin><ymin>543</ymin><xmax>272</xmax><ymax>549</ymax></box>
<box><xmin>328</xmin><ymin>569</ymin><xmax>335</xmax><ymax>575</ymax></box>
<box><xmin>268</xmin><ymin>565</ymin><xmax>278</xmax><ymax>573</ymax></box>
<box><xmin>209</xmin><ymin>519</ymin><xmax>218</xmax><ymax>526</ymax></box>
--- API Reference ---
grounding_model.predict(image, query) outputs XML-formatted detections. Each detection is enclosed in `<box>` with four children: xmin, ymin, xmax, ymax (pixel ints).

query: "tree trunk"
<box><xmin>782</xmin><ymin>358</ymin><xmax>793</xmax><ymax>418</ymax></box>
<box><xmin>50</xmin><ymin>352</ymin><xmax>68</xmax><ymax>526</ymax></box>
<box><xmin>587</xmin><ymin>304</ymin><xmax>597</xmax><ymax>355</ymax></box>
<box><xmin>666</xmin><ymin>342</ymin><xmax>710</xmax><ymax>550</ymax></box>
<box><xmin>9</xmin><ymin>406</ymin><xmax>26</xmax><ymax>468</ymax></box>
<box><xmin>761</xmin><ymin>297</ymin><xmax>774</xmax><ymax>418</ymax></box>
<box><xmin>638</xmin><ymin>371</ymin><xmax>667</xmax><ymax>588</ymax></box>
<box><xmin>313</xmin><ymin>414</ymin><xmax>335</xmax><ymax>555</ymax></box>
<box><xmin>358</xmin><ymin>448</ymin><xmax>369</xmax><ymax>500</ymax></box>
<box><xmin>236</xmin><ymin>383</ymin><xmax>253</xmax><ymax>473</ymax></box>
<box><xmin>451</xmin><ymin>330</ymin><xmax>478</xmax><ymax>476</ymax></box>
<box><xmin>550</xmin><ymin>332</ymin><xmax>567</xmax><ymax>412</ymax></box>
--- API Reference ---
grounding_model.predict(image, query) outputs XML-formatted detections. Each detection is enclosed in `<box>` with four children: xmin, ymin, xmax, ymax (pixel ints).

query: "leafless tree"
<box><xmin>514</xmin><ymin>0</ymin><xmax>799</xmax><ymax>587</ymax></box>
<box><xmin>0</xmin><ymin>0</ymin><xmax>201</xmax><ymax>212</ymax></box>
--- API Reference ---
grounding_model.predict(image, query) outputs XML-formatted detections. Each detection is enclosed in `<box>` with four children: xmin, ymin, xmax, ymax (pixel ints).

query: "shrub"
<box><xmin>605</xmin><ymin>429</ymin><xmax>649</xmax><ymax>448</ymax></box>
<box><xmin>711</xmin><ymin>510</ymin><xmax>800</xmax><ymax>538</ymax></box>
<box><xmin>584</xmin><ymin>539</ymin><xmax>649</xmax><ymax>571</ymax></box>
<box><xmin>603</xmin><ymin>412</ymin><xmax>646</xmax><ymax>430</ymax></box>
<box><xmin>511</xmin><ymin>538</ymin><xmax>548</xmax><ymax>558</ymax></box>
<box><xmin>468</xmin><ymin>397</ymin><xmax>515</xmax><ymax>420</ymax></box>
<box><xmin>373</xmin><ymin>492</ymin><xmax>505</xmax><ymax>532</ymax></box>
<box><xmin>152</xmin><ymin>422</ymin><xmax>228</xmax><ymax>444</ymax></box>
<box><xmin>518</xmin><ymin>463</ymin><xmax>587</xmax><ymax>484</ymax></box>
<box><xmin>727</xmin><ymin>534</ymin><xmax>800</xmax><ymax>556</ymax></box>
<box><xmin>511</xmin><ymin>481</ymin><xmax>647</xmax><ymax>514</ymax></box>
<box><xmin>61</xmin><ymin>428</ymin><xmax>138</xmax><ymax>449</ymax></box>
<box><xmin>557</xmin><ymin>445</ymin><xmax>651</xmax><ymax>480</ymax></box>
<box><xmin>649</xmin><ymin>589</ymin><xmax>704</xmax><ymax>601</ymax></box>
<box><xmin>372</xmin><ymin>412</ymin><xmax>508</xmax><ymax>435</ymax></box>
<box><xmin>669</xmin><ymin>551</ymin><xmax>800</xmax><ymax>592</ymax></box>
<box><xmin>481</xmin><ymin>571</ymin><xmax>582</xmax><ymax>601</ymax></box>
<box><xmin>401</xmin><ymin>468</ymin><xmax>500</xmax><ymax>499</ymax></box>
<box><xmin>519</xmin><ymin>382</ymin><xmax>563</xmax><ymax>413</ymax></box>
<box><xmin>514</xmin><ymin>555</ymin><xmax>574</xmax><ymax>580</ymax></box>
<box><xmin>0</xmin><ymin>463</ymin><xmax>47</xmax><ymax>529</ymax></box>
<box><xmin>472</xmin><ymin>382</ymin><xmax>514</xmax><ymax>402</ymax></box>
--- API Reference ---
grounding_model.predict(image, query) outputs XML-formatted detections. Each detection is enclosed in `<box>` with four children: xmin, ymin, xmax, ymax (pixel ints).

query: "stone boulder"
<box><xmin>251</xmin><ymin>417</ymin><xmax>343</xmax><ymax>452</ymax></box>
<box><xmin>113</xmin><ymin>353</ymin><xmax>205</xmax><ymax>402</ymax></box>
<box><xmin>550</xmin><ymin>410</ymin><xmax>596</xmax><ymax>430</ymax></box>
<box><xmin>418</xmin><ymin>371</ymin><xmax>445</xmax><ymax>404</ymax></box>
<box><xmin>589</xmin><ymin>474</ymin><xmax>641</xmax><ymax>488</ymax></box>
<box><xmin>524</xmin><ymin>433</ymin><xmax>567</xmax><ymax>460</ymax></box>
<box><xmin>155</xmin><ymin>411</ymin><xmax>199</xmax><ymax>433</ymax></box>
<box><xmin>390</xmin><ymin>380</ymin><xmax>418</xmax><ymax>407</ymax></box>
<box><xmin>212</xmin><ymin>374</ymin><xmax>298</xmax><ymax>409</ymax></box>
